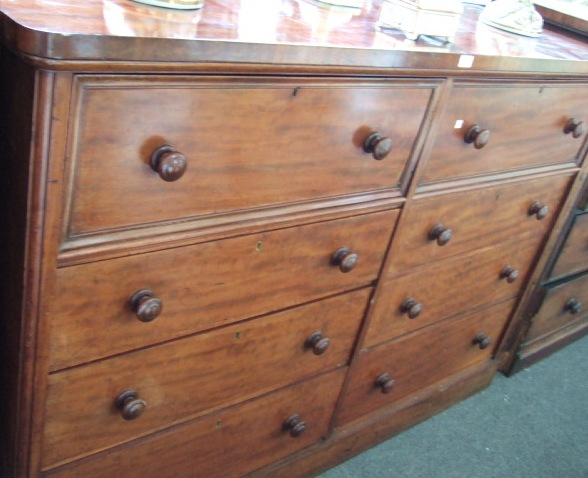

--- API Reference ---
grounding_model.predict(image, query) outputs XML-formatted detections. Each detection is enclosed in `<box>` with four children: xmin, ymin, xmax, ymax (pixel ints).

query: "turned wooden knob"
<box><xmin>564</xmin><ymin>118</ymin><xmax>586</xmax><ymax>139</ymax></box>
<box><xmin>375</xmin><ymin>373</ymin><xmax>396</xmax><ymax>394</ymax></box>
<box><xmin>284</xmin><ymin>414</ymin><xmax>307</xmax><ymax>438</ymax></box>
<box><xmin>564</xmin><ymin>298</ymin><xmax>582</xmax><ymax>315</ymax></box>
<box><xmin>473</xmin><ymin>333</ymin><xmax>492</xmax><ymax>350</ymax></box>
<box><xmin>464</xmin><ymin>125</ymin><xmax>491</xmax><ymax>149</ymax></box>
<box><xmin>150</xmin><ymin>145</ymin><xmax>187</xmax><ymax>182</ymax></box>
<box><xmin>363</xmin><ymin>132</ymin><xmax>393</xmax><ymax>160</ymax></box>
<box><xmin>331</xmin><ymin>247</ymin><xmax>359</xmax><ymax>273</ymax></box>
<box><xmin>130</xmin><ymin>289</ymin><xmax>163</xmax><ymax>323</ymax></box>
<box><xmin>528</xmin><ymin>201</ymin><xmax>549</xmax><ymax>220</ymax></box>
<box><xmin>500</xmin><ymin>266</ymin><xmax>520</xmax><ymax>283</ymax></box>
<box><xmin>401</xmin><ymin>298</ymin><xmax>423</xmax><ymax>319</ymax></box>
<box><xmin>116</xmin><ymin>389</ymin><xmax>146</xmax><ymax>421</ymax></box>
<box><xmin>305</xmin><ymin>331</ymin><xmax>331</xmax><ymax>355</ymax></box>
<box><xmin>428</xmin><ymin>224</ymin><xmax>453</xmax><ymax>246</ymax></box>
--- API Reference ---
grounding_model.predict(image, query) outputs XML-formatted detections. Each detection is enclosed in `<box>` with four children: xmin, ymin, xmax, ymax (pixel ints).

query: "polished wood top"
<box><xmin>1</xmin><ymin>0</ymin><xmax>587</xmax><ymax>73</ymax></box>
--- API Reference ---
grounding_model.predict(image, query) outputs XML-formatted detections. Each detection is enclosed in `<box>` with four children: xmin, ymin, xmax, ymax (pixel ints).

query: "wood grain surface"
<box><xmin>391</xmin><ymin>173</ymin><xmax>573</xmax><ymax>272</ymax></box>
<box><xmin>421</xmin><ymin>82</ymin><xmax>588</xmax><ymax>184</ymax></box>
<box><xmin>43</xmin><ymin>290</ymin><xmax>368</xmax><ymax>468</ymax></box>
<box><xmin>550</xmin><ymin>212</ymin><xmax>588</xmax><ymax>278</ymax></box>
<box><xmin>64</xmin><ymin>76</ymin><xmax>433</xmax><ymax>236</ymax></box>
<box><xmin>337</xmin><ymin>299</ymin><xmax>515</xmax><ymax>425</ymax></box>
<box><xmin>49</xmin><ymin>210</ymin><xmax>397</xmax><ymax>370</ymax></box>
<box><xmin>42</xmin><ymin>369</ymin><xmax>346</xmax><ymax>476</ymax></box>
<box><xmin>364</xmin><ymin>237</ymin><xmax>541</xmax><ymax>349</ymax></box>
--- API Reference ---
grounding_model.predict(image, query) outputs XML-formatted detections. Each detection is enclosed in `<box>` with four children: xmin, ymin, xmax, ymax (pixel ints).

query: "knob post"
<box><xmin>284</xmin><ymin>415</ymin><xmax>307</xmax><ymax>438</ymax></box>
<box><xmin>464</xmin><ymin>125</ymin><xmax>491</xmax><ymax>149</ymax></box>
<box><xmin>375</xmin><ymin>373</ymin><xmax>396</xmax><ymax>394</ymax></box>
<box><xmin>116</xmin><ymin>389</ymin><xmax>146</xmax><ymax>421</ymax></box>
<box><xmin>564</xmin><ymin>298</ymin><xmax>582</xmax><ymax>315</ymax></box>
<box><xmin>331</xmin><ymin>247</ymin><xmax>359</xmax><ymax>273</ymax></box>
<box><xmin>306</xmin><ymin>331</ymin><xmax>331</xmax><ymax>355</ymax></box>
<box><xmin>130</xmin><ymin>289</ymin><xmax>163</xmax><ymax>322</ymax></box>
<box><xmin>473</xmin><ymin>333</ymin><xmax>492</xmax><ymax>350</ymax></box>
<box><xmin>564</xmin><ymin>119</ymin><xmax>586</xmax><ymax>139</ymax></box>
<box><xmin>150</xmin><ymin>145</ymin><xmax>187</xmax><ymax>182</ymax></box>
<box><xmin>401</xmin><ymin>298</ymin><xmax>423</xmax><ymax>319</ymax></box>
<box><xmin>363</xmin><ymin>132</ymin><xmax>393</xmax><ymax>160</ymax></box>
<box><xmin>500</xmin><ymin>266</ymin><xmax>520</xmax><ymax>283</ymax></box>
<box><xmin>528</xmin><ymin>201</ymin><xmax>549</xmax><ymax>220</ymax></box>
<box><xmin>428</xmin><ymin>224</ymin><xmax>453</xmax><ymax>246</ymax></box>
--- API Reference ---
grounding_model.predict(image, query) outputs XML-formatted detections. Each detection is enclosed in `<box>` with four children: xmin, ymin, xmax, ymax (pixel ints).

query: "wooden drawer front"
<box><xmin>338</xmin><ymin>300</ymin><xmax>513</xmax><ymax>425</ymax></box>
<box><xmin>42</xmin><ymin>369</ymin><xmax>346</xmax><ymax>476</ymax></box>
<box><xmin>391</xmin><ymin>173</ymin><xmax>571</xmax><ymax>272</ymax></box>
<box><xmin>365</xmin><ymin>238</ymin><xmax>539</xmax><ymax>349</ymax></box>
<box><xmin>525</xmin><ymin>273</ymin><xmax>588</xmax><ymax>345</ymax></box>
<box><xmin>577</xmin><ymin>184</ymin><xmax>588</xmax><ymax>211</ymax></box>
<box><xmin>66</xmin><ymin>76</ymin><xmax>434</xmax><ymax>237</ymax></box>
<box><xmin>42</xmin><ymin>292</ymin><xmax>364</xmax><ymax>468</ymax></box>
<box><xmin>49</xmin><ymin>210</ymin><xmax>396</xmax><ymax>370</ymax></box>
<box><xmin>550</xmin><ymin>212</ymin><xmax>588</xmax><ymax>279</ymax></box>
<box><xmin>421</xmin><ymin>83</ymin><xmax>588</xmax><ymax>183</ymax></box>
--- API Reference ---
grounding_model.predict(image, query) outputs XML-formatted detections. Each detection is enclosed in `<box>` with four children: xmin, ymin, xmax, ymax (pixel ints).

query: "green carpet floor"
<box><xmin>318</xmin><ymin>335</ymin><xmax>588</xmax><ymax>478</ymax></box>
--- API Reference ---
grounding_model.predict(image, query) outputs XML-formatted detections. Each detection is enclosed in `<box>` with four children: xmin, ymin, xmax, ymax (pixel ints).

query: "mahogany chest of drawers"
<box><xmin>0</xmin><ymin>1</ymin><xmax>587</xmax><ymax>477</ymax></box>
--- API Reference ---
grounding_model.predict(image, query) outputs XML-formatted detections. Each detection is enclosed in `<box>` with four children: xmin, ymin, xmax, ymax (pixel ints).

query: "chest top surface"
<box><xmin>0</xmin><ymin>0</ymin><xmax>587</xmax><ymax>73</ymax></box>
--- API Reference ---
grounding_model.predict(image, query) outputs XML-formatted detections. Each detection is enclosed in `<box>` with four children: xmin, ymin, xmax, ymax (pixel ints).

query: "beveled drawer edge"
<box><xmin>58</xmin><ymin>192</ymin><xmax>403</xmax><ymax>267</ymax></box>
<box><xmin>415</xmin><ymin>163</ymin><xmax>579</xmax><ymax>198</ymax></box>
<box><xmin>70</xmin><ymin>74</ymin><xmax>444</xmax><ymax>90</ymax></box>
<box><xmin>448</xmin><ymin>78</ymin><xmax>588</xmax><ymax>89</ymax></box>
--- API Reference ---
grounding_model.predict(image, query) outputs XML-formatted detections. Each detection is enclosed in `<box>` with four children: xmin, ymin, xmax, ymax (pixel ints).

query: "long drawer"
<box><xmin>42</xmin><ymin>369</ymin><xmax>346</xmax><ymax>476</ymax></box>
<box><xmin>337</xmin><ymin>299</ymin><xmax>515</xmax><ymax>426</ymax></box>
<box><xmin>524</xmin><ymin>273</ymin><xmax>588</xmax><ymax>345</ymax></box>
<box><xmin>49</xmin><ymin>210</ymin><xmax>397</xmax><ymax>370</ymax></box>
<box><xmin>420</xmin><ymin>82</ymin><xmax>588</xmax><ymax>184</ymax></box>
<box><xmin>364</xmin><ymin>237</ymin><xmax>540</xmax><ymax>349</ymax></box>
<box><xmin>391</xmin><ymin>173</ymin><xmax>571</xmax><ymax>272</ymax></box>
<box><xmin>64</xmin><ymin>76</ymin><xmax>434</xmax><ymax>237</ymax></box>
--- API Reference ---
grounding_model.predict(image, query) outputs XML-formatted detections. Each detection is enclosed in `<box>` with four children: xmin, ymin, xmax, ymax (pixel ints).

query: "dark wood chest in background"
<box><xmin>506</xmin><ymin>177</ymin><xmax>588</xmax><ymax>373</ymax></box>
<box><xmin>0</xmin><ymin>1</ymin><xmax>587</xmax><ymax>476</ymax></box>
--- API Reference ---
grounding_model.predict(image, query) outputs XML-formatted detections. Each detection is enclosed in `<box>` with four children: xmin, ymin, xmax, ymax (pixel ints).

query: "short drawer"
<box><xmin>65</xmin><ymin>76</ymin><xmax>434</xmax><ymax>237</ymax></box>
<box><xmin>49</xmin><ymin>210</ymin><xmax>397</xmax><ymax>370</ymax></box>
<box><xmin>365</xmin><ymin>238</ymin><xmax>540</xmax><ymax>349</ymax></box>
<box><xmin>337</xmin><ymin>300</ymin><xmax>514</xmax><ymax>426</ymax></box>
<box><xmin>420</xmin><ymin>82</ymin><xmax>588</xmax><ymax>183</ymax></box>
<box><xmin>42</xmin><ymin>368</ymin><xmax>346</xmax><ymax>476</ymax></box>
<box><xmin>524</xmin><ymin>273</ymin><xmax>588</xmax><ymax>345</ymax></box>
<box><xmin>577</xmin><ymin>184</ymin><xmax>588</xmax><ymax>211</ymax></box>
<box><xmin>391</xmin><ymin>173</ymin><xmax>572</xmax><ymax>272</ymax></box>
<box><xmin>42</xmin><ymin>291</ymin><xmax>366</xmax><ymax>469</ymax></box>
<box><xmin>550</xmin><ymin>212</ymin><xmax>588</xmax><ymax>279</ymax></box>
